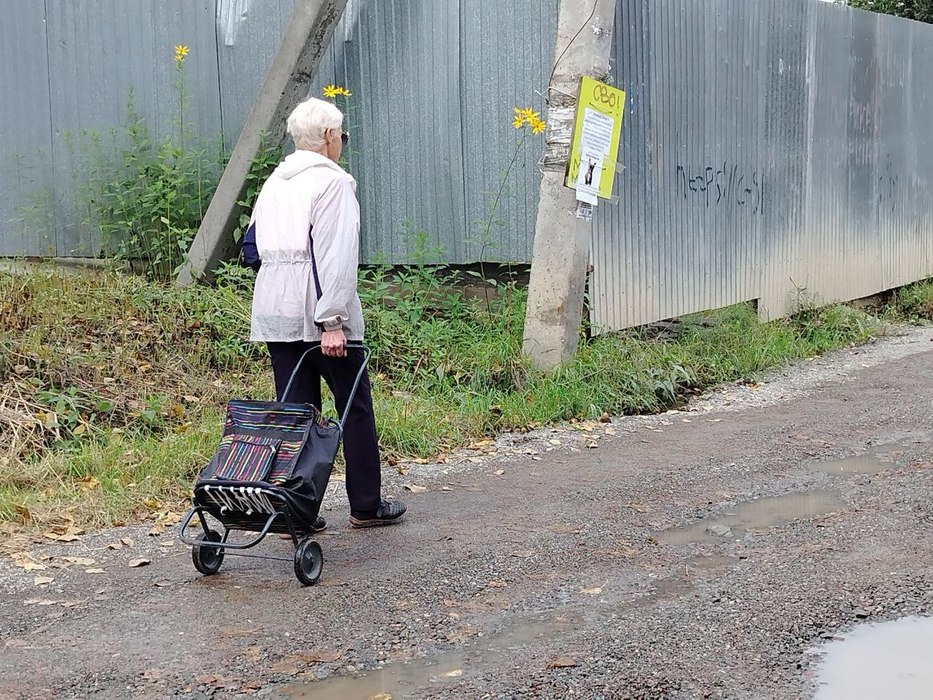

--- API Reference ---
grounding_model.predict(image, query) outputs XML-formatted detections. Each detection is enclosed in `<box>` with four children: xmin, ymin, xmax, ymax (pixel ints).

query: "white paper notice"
<box><xmin>574</xmin><ymin>108</ymin><xmax>615</xmax><ymax>205</ymax></box>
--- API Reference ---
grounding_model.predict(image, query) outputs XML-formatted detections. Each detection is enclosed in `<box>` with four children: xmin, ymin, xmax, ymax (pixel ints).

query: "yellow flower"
<box><xmin>323</xmin><ymin>84</ymin><xmax>352</xmax><ymax>98</ymax></box>
<box><xmin>511</xmin><ymin>107</ymin><xmax>546</xmax><ymax>134</ymax></box>
<box><xmin>174</xmin><ymin>45</ymin><xmax>189</xmax><ymax>62</ymax></box>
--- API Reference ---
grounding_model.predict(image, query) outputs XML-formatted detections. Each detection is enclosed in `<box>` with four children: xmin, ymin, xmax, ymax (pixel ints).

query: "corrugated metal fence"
<box><xmin>592</xmin><ymin>0</ymin><xmax>933</xmax><ymax>329</ymax></box>
<box><xmin>0</xmin><ymin>0</ymin><xmax>556</xmax><ymax>262</ymax></box>
<box><xmin>2</xmin><ymin>0</ymin><xmax>931</xmax><ymax>329</ymax></box>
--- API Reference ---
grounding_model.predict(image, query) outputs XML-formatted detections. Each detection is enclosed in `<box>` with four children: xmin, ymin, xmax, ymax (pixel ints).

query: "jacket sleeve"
<box><xmin>240</xmin><ymin>218</ymin><xmax>261</xmax><ymax>272</ymax></box>
<box><xmin>311</xmin><ymin>176</ymin><xmax>360</xmax><ymax>331</ymax></box>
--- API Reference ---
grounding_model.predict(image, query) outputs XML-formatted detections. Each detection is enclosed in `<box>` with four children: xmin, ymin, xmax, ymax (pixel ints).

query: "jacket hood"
<box><xmin>273</xmin><ymin>150</ymin><xmax>356</xmax><ymax>190</ymax></box>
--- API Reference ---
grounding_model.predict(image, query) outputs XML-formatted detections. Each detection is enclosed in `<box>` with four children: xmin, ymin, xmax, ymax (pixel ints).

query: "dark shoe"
<box><xmin>312</xmin><ymin>516</ymin><xmax>327</xmax><ymax>533</ymax></box>
<box><xmin>349</xmin><ymin>500</ymin><xmax>407</xmax><ymax>528</ymax></box>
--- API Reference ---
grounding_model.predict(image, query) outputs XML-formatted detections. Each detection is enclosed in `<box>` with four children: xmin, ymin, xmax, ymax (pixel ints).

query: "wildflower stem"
<box><xmin>480</xmin><ymin>132</ymin><xmax>528</xmax><ymax>314</ymax></box>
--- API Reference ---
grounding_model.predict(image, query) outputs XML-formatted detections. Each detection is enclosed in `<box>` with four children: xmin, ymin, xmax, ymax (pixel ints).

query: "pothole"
<box><xmin>657</xmin><ymin>491</ymin><xmax>845</xmax><ymax>545</ymax></box>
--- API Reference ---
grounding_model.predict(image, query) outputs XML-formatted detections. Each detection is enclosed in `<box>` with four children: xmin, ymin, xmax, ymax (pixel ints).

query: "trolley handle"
<box><xmin>279</xmin><ymin>342</ymin><xmax>371</xmax><ymax>431</ymax></box>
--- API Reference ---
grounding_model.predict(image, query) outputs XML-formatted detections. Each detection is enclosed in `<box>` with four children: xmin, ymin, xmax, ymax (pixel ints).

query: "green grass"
<box><xmin>0</xmin><ymin>264</ymin><xmax>929</xmax><ymax>531</ymax></box>
<box><xmin>894</xmin><ymin>278</ymin><xmax>933</xmax><ymax>320</ymax></box>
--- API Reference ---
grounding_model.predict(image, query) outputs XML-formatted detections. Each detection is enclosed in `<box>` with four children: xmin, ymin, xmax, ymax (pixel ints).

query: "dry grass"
<box><xmin>1</xmin><ymin>264</ymin><xmax>928</xmax><ymax>534</ymax></box>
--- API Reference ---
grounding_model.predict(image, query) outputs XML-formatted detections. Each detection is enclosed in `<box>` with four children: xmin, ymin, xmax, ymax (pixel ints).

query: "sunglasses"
<box><xmin>340</xmin><ymin>131</ymin><xmax>349</xmax><ymax>146</ymax></box>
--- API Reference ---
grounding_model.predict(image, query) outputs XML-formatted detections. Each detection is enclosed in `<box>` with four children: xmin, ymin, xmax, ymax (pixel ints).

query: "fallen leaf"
<box><xmin>13</xmin><ymin>504</ymin><xmax>32</xmax><ymax>524</ymax></box>
<box><xmin>148</xmin><ymin>525</ymin><xmax>165</xmax><ymax>537</ymax></box>
<box><xmin>44</xmin><ymin>531</ymin><xmax>81</xmax><ymax>543</ymax></box>
<box><xmin>396</xmin><ymin>465</ymin><xmax>408</xmax><ymax>476</ymax></box>
<box><xmin>121</xmin><ymin>537</ymin><xmax>134</xmax><ymax>547</ymax></box>
<box><xmin>11</xmin><ymin>554</ymin><xmax>47</xmax><ymax>572</ymax></box>
<box><xmin>548</xmin><ymin>439</ymin><xmax>562</xmax><ymax>446</ymax></box>
<box><xmin>84</xmin><ymin>568</ymin><xmax>106</xmax><ymax>575</ymax></box>
<box><xmin>160</xmin><ymin>540</ymin><xmax>174</xmax><ymax>547</ymax></box>
<box><xmin>403</xmin><ymin>484</ymin><xmax>427</xmax><ymax>494</ymax></box>
<box><xmin>370</xmin><ymin>694</ymin><xmax>393</xmax><ymax>700</ymax></box>
<box><xmin>269</xmin><ymin>659</ymin><xmax>300</xmax><ymax>676</ymax></box>
<box><xmin>581</xmin><ymin>586</ymin><xmax>603</xmax><ymax>595</ymax></box>
<box><xmin>76</xmin><ymin>475</ymin><xmax>99</xmax><ymax>489</ymax></box>
<box><xmin>195</xmin><ymin>674</ymin><xmax>219</xmax><ymax>685</ymax></box>
<box><xmin>442</xmin><ymin>669</ymin><xmax>464</xmax><ymax>678</ymax></box>
<box><xmin>158</xmin><ymin>512</ymin><xmax>182</xmax><ymax>526</ymax></box>
<box><xmin>549</xmin><ymin>524</ymin><xmax>579</xmax><ymax>534</ymax></box>
<box><xmin>106</xmin><ymin>542</ymin><xmax>123</xmax><ymax>551</ymax></box>
<box><xmin>510</xmin><ymin>550</ymin><xmax>534</xmax><ymax>558</ymax></box>
<box><xmin>441</xmin><ymin>486</ymin><xmax>452</xmax><ymax>492</ymax></box>
<box><xmin>154</xmin><ymin>581</ymin><xmax>172</xmax><ymax>588</ymax></box>
<box><xmin>128</xmin><ymin>558</ymin><xmax>151</xmax><ymax>568</ymax></box>
<box><xmin>587</xmin><ymin>443</ymin><xmax>599</xmax><ymax>449</ymax></box>
<box><xmin>493</xmin><ymin>470</ymin><xmax>505</xmax><ymax>476</ymax></box>
<box><xmin>547</xmin><ymin>656</ymin><xmax>578</xmax><ymax>669</ymax></box>
<box><xmin>63</xmin><ymin>557</ymin><xmax>96</xmax><ymax>567</ymax></box>
<box><xmin>33</xmin><ymin>576</ymin><xmax>54</xmax><ymax>586</ymax></box>
<box><xmin>296</xmin><ymin>650</ymin><xmax>342</xmax><ymax>664</ymax></box>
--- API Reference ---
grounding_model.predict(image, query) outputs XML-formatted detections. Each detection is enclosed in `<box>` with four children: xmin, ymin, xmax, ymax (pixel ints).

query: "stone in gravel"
<box><xmin>707</xmin><ymin>524</ymin><xmax>734</xmax><ymax>537</ymax></box>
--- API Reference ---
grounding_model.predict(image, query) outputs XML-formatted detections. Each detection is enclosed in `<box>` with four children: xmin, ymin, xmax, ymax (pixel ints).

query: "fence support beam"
<box><xmin>522</xmin><ymin>0</ymin><xmax>617</xmax><ymax>370</ymax></box>
<box><xmin>176</xmin><ymin>0</ymin><xmax>348</xmax><ymax>286</ymax></box>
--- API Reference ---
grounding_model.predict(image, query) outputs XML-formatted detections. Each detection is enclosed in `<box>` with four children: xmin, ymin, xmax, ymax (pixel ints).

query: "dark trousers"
<box><xmin>267</xmin><ymin>341</ymin><xmax>382</xmax><ymax>514</ymax></box>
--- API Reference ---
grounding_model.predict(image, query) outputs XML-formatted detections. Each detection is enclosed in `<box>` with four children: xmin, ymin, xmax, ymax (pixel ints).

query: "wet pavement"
<box><xmin>0</xmin><ymin>328</ymin><xmax>931</xmax><ymax>699</ymax></box>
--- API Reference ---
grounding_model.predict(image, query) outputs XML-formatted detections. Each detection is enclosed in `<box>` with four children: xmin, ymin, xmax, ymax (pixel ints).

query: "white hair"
<box><xmin>286</xmin><ymin>97</ymin><xmax>344</xmax><ymax>150</ymax></box>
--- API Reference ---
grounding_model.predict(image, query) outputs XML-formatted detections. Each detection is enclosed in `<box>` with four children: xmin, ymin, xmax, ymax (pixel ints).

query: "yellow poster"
<box><xmin>564</xmin><ymin>76</ymin><xmax>626</xmax><ymax>202</ymax></box>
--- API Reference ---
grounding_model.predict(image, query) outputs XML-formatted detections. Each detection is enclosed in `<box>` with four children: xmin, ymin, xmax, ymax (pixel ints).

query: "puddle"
<box><xmin>283</xmin><ymin>609</ymin><xmax>581</xmax><ymax>699</ymax></box>
<box><xmin>811</xmin><ymin>616</ymin><xmax>933</xmax><ymax>699</ymax></box>
<box><xmin>809</xmin><ymin>435</ymin><xmax>932</xmax><ymax>475</ymax></box>
<box><xmin>809</xmin><ymin>443</ymin><xmax>901</xmax><ymax>475</ymax></box>
<box><xmin>283</xmin><ymin>658</ymin><xmax>467</xmax><ymax>700</ymax></box>
<box><xmin>811</xmin><ymin>455</ymin><xmax>893</xmax><ymax>475</ymax></box>
<box><xmin>657</xmin><ymin>490</ymin><xmax>844</xmax><ymax>545</ymax></box>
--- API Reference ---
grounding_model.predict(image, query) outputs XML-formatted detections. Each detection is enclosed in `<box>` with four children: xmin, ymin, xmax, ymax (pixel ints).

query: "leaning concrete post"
<box><xmin>177</xmin><ymin>0</ymin><xmax>348</xmax><ymax>286</ymax></box>
<box><xmin>522</xmin><ymin>0</ymin><xmax>617</xmax><ymax>370</ymax></box>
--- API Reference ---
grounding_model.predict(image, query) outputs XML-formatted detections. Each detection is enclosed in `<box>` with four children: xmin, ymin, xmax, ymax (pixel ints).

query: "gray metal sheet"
<box><xmin>591</xmin><ymin>0</ymin><xmax>933</xmax><ymax>333</ymax></box>
<box><xmin>0</xmin><ymin>2</ymin><xmax>55</xmax><ymax>256</ymax></box>
<box><xmin>3</xmin><ymin>0</ymin><xmax>932</xmax><ymax>296</ymax></box>
<box><xmin>460</xmin><ymin>0</ymin><xmax>559</xmax><ymax>263</ymax></box>
<box><xmin>344</xmin><ymin>0</ymin><xmax>466</xmax><ymax>262</ymax></box>
<box><xmin>44</xmin><ymin>0</ymin><xmax>223</xmax><ymax>256</ymax></box>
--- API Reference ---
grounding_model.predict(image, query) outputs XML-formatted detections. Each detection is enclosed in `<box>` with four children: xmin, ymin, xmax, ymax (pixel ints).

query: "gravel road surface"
<box><xmin>1</xmin><ymin>327</ymin><xmax>931</xmax><ymax>700</ymax></box>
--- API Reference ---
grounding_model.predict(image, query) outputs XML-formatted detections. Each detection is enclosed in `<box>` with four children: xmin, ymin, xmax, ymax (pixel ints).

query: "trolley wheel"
<box><xmin>294</xmin><ymin>537</ymin><xmax>324</xmax><ymax>586</ymax></box>
<box><xmin>191</xmin><ymin>529</ymin><xmax>224</xmax><ymax>575</ymax></box>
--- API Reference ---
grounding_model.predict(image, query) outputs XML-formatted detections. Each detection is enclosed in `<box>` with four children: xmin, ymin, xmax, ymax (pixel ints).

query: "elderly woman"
<box><xmin>241</xmin><ymin>97</ymin><xmax>406</xmax><ymax>529</ymax></box>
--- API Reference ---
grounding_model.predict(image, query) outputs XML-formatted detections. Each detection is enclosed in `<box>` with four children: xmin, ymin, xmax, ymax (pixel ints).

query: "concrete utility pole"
<box><xmin>177</xmin><ymin>0</ymin><xmax>348</xmax><ymax>286</ymax></box>
<box><xmin>522</xmin><ymin>0</ymin><xmax>617</xmax><ymax>370</ymax></box>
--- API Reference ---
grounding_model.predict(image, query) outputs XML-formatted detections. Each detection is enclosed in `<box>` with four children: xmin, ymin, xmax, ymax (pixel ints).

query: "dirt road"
<box><xmin>1</xmin><ymin>328</ymin><xmax>931</xmax><ymax>700</ymax></box>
